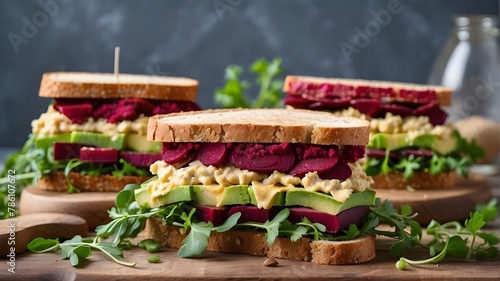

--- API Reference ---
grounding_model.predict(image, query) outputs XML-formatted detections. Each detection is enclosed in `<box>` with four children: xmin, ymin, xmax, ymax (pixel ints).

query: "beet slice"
<box><xmin>162</xmin><ymin>143</ymin><xmax>196</xmax><ymax>164</ymax></box>
<box><xmin>120</xmin><ymin>151</ymin><xmax>162</xmax><ymax>167</ymax></box>
<box><xmin>54</xmin><ymin>103</ymin><xmax>93</xmax><ymax>124</ymax></box>
<box><xmin>53</xmin><ymin>142</ymin><xmax>86</xmax><ymax>160</ymax></box>
<box><xmin>227</xmin><ymin>205</ymin><xmax>282</xmax><ymax>223</ymax></box>
<box><xmin>197</xmin><ymin>143</ymin><xmax>228</xmax><ymax>167</ymax></box>
<box><xmin>79</xmin><ymin>147</ymin><xmax>118</xmax><ymax>163</ymax></box>
<box><xmin>118</xmin><ymin>98</ymin><xmax>155</xmax><ymax>116</ymax></box>
<box><xmin>307</xmin><ymin>97</ymin><xmax>351</xmax><ymax>110</ymax></box>
<box><xmin>350</xmin><ymin>98</ymin><xmax>380</xmax><ymax>116</ymax></box>
<box><xmin>415</xmin><ymin>101</ymin><xmax>447</xmax><ymax>126</ymax></box>
<box><xmin>194</xmin><ymin>204</ymin><xmax>229</xmax><ymax>226</ymax></box>
<box><xmin>287</xmin><ymin>205</ymin><xmax>369</xmax><ymax>234</ymax></box>
<box><xmin>336</xmin><ymin>205</ymin><xmax>370</xmax><ymax>231</ymax></box>
<box><xmin>287</xmin><ymin>207</ymin><xmax>340</xmax><ymax>233</ymax></box>
<box><xmin>282</xmin><ymin>94</ymin><xmax>311</xmax><ymax>109</ymax></box>
<box><xmin>290</xmin><ymin>157</ymin><xmax>338</xmax><ymax>177</ymax></box>
<box><xmin>229</xmin><ymin>143</ymin><xmax>296</xmax><ymax>173</ymax></box>
<box><xmin>365</xmin><ymin>149</ymin><xmax>397</xmax><ymax>159</ymax></box>
<box><xmin>375</xmin><ymin>103</ymin><xmax>413</xmax><ymax>117</ymax></box>
<box><xmin>342</xmin><ymin>145</ymin><xmax>366</xmax><ymax>163</ymax></box>
<box><xmin>318</xmin><ymin>158</ymin><xmax>352</xmax><ymax>181</ymax></box>
<box><xmin>403</xmin><ymin>148</ymin><xmax>433</xmax><ymax>158</ymax></box>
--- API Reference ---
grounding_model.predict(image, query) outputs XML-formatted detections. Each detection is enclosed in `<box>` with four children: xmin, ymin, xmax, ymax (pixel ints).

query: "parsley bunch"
<box><xmin>214</xmin><ymin>58</ymin><xmax>285</xmax><ymax>108</ymax></box>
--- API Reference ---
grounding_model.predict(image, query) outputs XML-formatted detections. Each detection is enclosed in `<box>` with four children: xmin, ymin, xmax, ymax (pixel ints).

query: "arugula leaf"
<box><xmin>137</xmin><ymin>239</ymin><xmax>161</xmax><ymax>253</ymax></box>
<box><xmin>214</xmin><ymin>58</ymin><xmax>285</xmax><ymax>109</ymax></box>
<box><xmin>394</xmin><ymin>155</ymin><xmax>421</xmax><ymax>179</ymax></box>
<box><xmin>475</xmin><ymin>198</ymin><xmax>498</xmax><ymax>222</ymax></box>
<box><xmin>148</xmin><ymin>255</ymin><xmax>161</xmax><ymax>263</ymax></box>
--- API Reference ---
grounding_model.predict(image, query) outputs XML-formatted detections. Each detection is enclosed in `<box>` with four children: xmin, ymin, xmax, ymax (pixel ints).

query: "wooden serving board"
<box><xmin>2</xmin><ymin>233</ymin><xmax>499</xmax><ymax>281</ymax></box>
<box><xmin>375</xmin><ymin>174</ymin><xmax>494</xmax><ymax>225</ymax></box>
<box><xmin>19</xmin><ymin>186</ymin><xmax>116</xmax><ymax>231</ymax></box>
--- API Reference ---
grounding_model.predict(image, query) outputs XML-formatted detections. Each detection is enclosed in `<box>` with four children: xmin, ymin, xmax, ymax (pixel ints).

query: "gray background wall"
<box><xmin>0</xmin><ymin>0</ymin><xmax>497</xmax><ymax>148</ymax></box>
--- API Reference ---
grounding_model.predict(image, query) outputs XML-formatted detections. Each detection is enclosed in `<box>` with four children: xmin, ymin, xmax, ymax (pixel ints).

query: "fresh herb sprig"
<box><xmin>214</xmin><ymin>58</ymin><xmax>285</xmax><ymax>109</ymax></box>
<box><xmin>396</xmin><ymin>202</ymin><xmax>499</xmax><ymax>270</ymax></box>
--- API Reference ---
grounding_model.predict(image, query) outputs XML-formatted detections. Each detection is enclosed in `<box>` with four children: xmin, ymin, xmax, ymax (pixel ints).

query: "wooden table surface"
<box><xmin>1</xmin><ymin>171</ymin><xmax>499</xmax><ymax>280</ymax></box>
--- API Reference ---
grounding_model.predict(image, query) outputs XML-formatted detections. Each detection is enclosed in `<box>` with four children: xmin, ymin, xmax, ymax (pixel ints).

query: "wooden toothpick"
<box><xmin>114</xmin><ymin>46</ymin><xmax>120</xmax><ymax>83</ymax></box>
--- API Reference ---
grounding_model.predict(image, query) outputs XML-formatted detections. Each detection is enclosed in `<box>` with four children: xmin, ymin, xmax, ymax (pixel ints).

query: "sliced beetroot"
<box><xmin>93</xmin><ymin>103</ymin><xmax>117</xmax><ymax>120</ymax></box>
<box><xmin>354</xmin><ymin>86</ymin><xmax>394</xmax><ymax>99</ymax></box>
<box><xmin>228</xmin><ymin>205</ymin><xmax>282</xmax><ymax>223</ymax></box>
<box><xmin>290</xmin><ymin>157</ymin><xmax>339</xmax><ymax>177</ymax></box>
<box><xmin>197</xmin><ymin>143</ymin><xmax>228</xmax><ymax>167</ymax></box>
<box><xmin>415</xmin><ymin>101</ymin><xmax>447</xmax><ymax>126</ymax></box>
<box><xmin>120</xmin><ymin>151</ymin><xmax>162</xmax><ymax>167</ymax></box>
<box><xmin>287</xmin><ymin>207</ymin><xmax>340</xmax><ymax>233</ymax></box>
<box><xmin>307</xmin><ymin>97</ymin><xmax>351</xmax><ymax>110</ymax></box>
<box><xmin>287</xmin><ymin>206</ymin><xmax>369</xmax><ymax>233</ymax></box>
<box><xmin>152</xmin><ymin>101</ymin><xmax>201</xmax><ymax>115</ymax></box>
<box><xmin>342</xmin><ymin>145</ymin><xmax>365</xmax><ymax>163</ymax></box>
<box><xmin>79</xmin><ymin>147</ymin><xmax>118</xmax><ymax>163</ymax></box>
<box><xmin>375</xmin><ymin>103</ymin><xmax>413</xmax><ymax>117</ymax></box>
<box><xmin>118</xmin><ymin>98</ymin><xmax>155</xmax><ymax>116</ymax></box>
<box><xmin>399</xmin><ymin>89</ymin><xmax>437</xmax><ymax>103</ymax></box>
<box><xmin>229</xmin><ymin>143</ymin><xmax>296</xmax><ymax>173</ymax></box>
<box><xmin>108</xmin><ymin>104</ymin><xmax>138</xmax><ymax>123</ymax></box>
<box><xmin>350</xmin><ymin>98</ymin><xmax>380</xmax><ymax>116</ymax></box>
<box><xmin>53</xmin><ymin>142</ymin><xmax>86</xmax><ymax>160</ymax></box>
<box><xmin>162</xmin><ymin>143</ymin><xmax>197</xmax><ymax>164</ymax></box>
<box><xmin>282</xmin><ymin>94</ymin><xmax>311</xmax><ymax>109</ymax></box>
<box><xmin>194</xmin><ymin>204</ymin><xmax>229</xmax><ymax>226</ymax></box>
<box><xmin>336</xmin><ymin>206</ymin><xmax>370</xmax><ymax>232</ymax></box>
<box><xmin>318</xmin><ymin>158</ymin><xmax>352</xmax><ymax>181</ymax></box>
<box><xmin>366</xmin><ymin>149</ymin><xmax>397</xmax><ymax>159</ymax></box>
<box><xmin>54</xmin><ymin>103</ymin><xmax>93</xmax><ymax>124</ymax></box>
<box><xmin>403</xmin><ymin>148</ymin><xmax>433</xmax><ymax>158</ymax></box>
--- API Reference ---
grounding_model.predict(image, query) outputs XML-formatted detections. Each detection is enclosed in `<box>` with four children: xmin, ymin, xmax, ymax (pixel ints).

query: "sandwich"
<box><xmin>282</xmin><ymin>75</ymin><xmax>483</xmax><ymax>190</ymax></box>
<box><xmin>136</xmin><ymin>108</ymin><xmax>377</xmax><ymax>265</ymax></box>
<box><xmin>11</xmin><ymin>72</ymin><xmax>200</xmax><ymax>193</ymax></box>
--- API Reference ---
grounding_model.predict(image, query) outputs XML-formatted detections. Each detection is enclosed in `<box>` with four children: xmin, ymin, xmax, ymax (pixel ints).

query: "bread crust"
<box><xmin>38</xmin><ymin>72</ymin><xmax>198</xmax><ymax>101</ymax></box>
<box><xmin>37</xmin><ymin>171</ymin><xmax>150</xmax><ymax>192</ymax></box>
<box><xmin>283</xmin><ymin>75</ymin><xmax>452</xmax><ymax>106</ymax></box>
<box><xmin>145</xmin><ymin>216</ymin><xmax>376</xmax><ymax>265</ymax></box>
<box><xmin>147</xmin><ymin>108</ymin><xmax>370</xmax><ymax>145</ymax></box>
<box><xmin>371</xmin><ymin>171</ymin><xmax>458</xmax><ymax>190</ymax></box>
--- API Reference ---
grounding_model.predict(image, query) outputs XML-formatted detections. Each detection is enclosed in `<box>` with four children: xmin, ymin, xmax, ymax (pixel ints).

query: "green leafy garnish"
<box><xmin>214</xmin><ymin>58</ymin><xmax>285</xmax><ymax>109</ymax></box>
<box><xmin>137</xmin><ymin>239</ymin><xmax>161</xmax><ymax>253</ymax></box>
<box><xmin>394</xmin><ymin>198</ymin><xmax>499</xmax><ymax>270</ymax></box>
<box><xmin>148</xmin><ymin>255</ymin><xmax>161</xmax><ymax>263</ymax></box>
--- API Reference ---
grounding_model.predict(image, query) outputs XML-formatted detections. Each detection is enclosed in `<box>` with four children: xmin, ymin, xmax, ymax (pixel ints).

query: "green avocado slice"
<box><xmin>35</xmin><ymin>134</ymin><xmax>71</xmax><ymax>149</ymax></box>
<box><xmin>70</xmin><ymin>131</ymin><xmax>125</xmax><ymax>150</ymax></box>
<box><xmin>285</xmin><ymin>189</ymin><xmax>376</xmax><ymax>215</ymax></box>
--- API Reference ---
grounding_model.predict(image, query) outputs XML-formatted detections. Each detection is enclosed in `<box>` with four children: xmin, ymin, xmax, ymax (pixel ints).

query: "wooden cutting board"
<box><xmin>375</xmin><ymin>174</ymin><xmax>494</xmax><ymax>225</ymax></box>
<box><xmin>19</xmin><ymin>186</ymin><xmax>116</xmax><ymax>231</ymax></box>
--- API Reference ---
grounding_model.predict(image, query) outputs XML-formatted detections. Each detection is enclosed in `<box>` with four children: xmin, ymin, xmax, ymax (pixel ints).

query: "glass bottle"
<box><xmin>428</xmin><ymin>15</ymin><xmax>500</xmax><ymax>123</ymax></box>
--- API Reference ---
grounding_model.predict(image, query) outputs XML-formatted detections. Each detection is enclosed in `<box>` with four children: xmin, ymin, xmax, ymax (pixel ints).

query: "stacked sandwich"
<box><xmin>282</xmin><ymin>75</ymin><xmax>482</xmax><ymax>189</ymax></box>
<box><xmin>30</xmin><ymin>72</ymin><xmax>200</xmax><ymax>193</ymax></box>
<box><xmin>137</xmin><ymin>108</ymin><xmax>377</xmax><ymax>265</ymax></box>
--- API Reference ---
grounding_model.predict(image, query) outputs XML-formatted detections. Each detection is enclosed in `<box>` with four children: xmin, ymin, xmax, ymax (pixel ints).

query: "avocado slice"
<box><xmin>125</xmin><ymin>133</ymin><xmax>161</xmax><ymax>153</ymax></box>
<box><xmin>35</xmin><ymin>134</ymin><xmax>71</xmax><ymax>149</ymax></box>
<box><xmin>368</xmin><ymin>133</ymin><xmax>408</xmax><ymax>151</ymax></box>
<box><xmin>248</xmin><ymin>187</ymin><xmax>285</xmax><ymax>207</ymax></box>
<box><xmin>285</xmin><ymin>189</ymin><xmax>376</xmax><ymax>215</ymax></box>
<box><xmin>70</xmin><ymin>131</ymin><xmax>125</xmax><ymax>150</ymax></box>
<box><xmin>135</xmin><ymin>183</ymin><xmax>192</xmax><ymax>208</ymax></box>
<box><xmin>412</xmin><ymin>134</ymin><xmax>434</xmax><ymax>148</ymax></box>
<box><xmin>432</xmin><ymin>135</ymin><xmax>458</xmax><ymax>155</ymax></box>
<box><xmin>219</xmin><ymin>185</ymin><xmax>251</xmax><ymax>206</ymax></box>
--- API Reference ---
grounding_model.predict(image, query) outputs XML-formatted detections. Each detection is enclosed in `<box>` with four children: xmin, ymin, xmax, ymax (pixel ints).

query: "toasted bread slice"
<box><xmin>145</xmin><ymin>216</ymin><xmax>376</xmax><ymax>265</ymax></box>
<box><xmin>39</xmin><ymin>72</ymin><xmax>198</xmax><ymax>101</ymax></box>
<box><xmin>147</xmin><ymin>108</ymin><xmax>370</xmax><ymax>145</ymax></box>
<box><xmin>283</xmin><ymin>75</ymin><xmax>451</xmax><ymax>105</ymax></box>
<box><xmin>37</xmin><ymin>171</ymin><xmax>150</xmax><ymax>192</ymax></box>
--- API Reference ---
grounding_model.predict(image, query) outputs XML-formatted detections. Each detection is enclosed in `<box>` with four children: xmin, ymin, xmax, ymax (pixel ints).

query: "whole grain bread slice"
<box><xmin>147</xmin><ymin>108</ymin><xmax>370</xmax><ymax>145</ymax></box>
<box><xmin>283</xmin><ymin>75</ymin><xmax>452</xmax><ymax>105</ymax></box>
<box><xmin>145</xmin><ymin>216</ymin><xmax>376</xmax><ymax>265</ymax></box>
<box><xmin>37</xmin><ymin>171</ymin><xmax>150</xmax><ymax>192</ymax></box>
<box><xmin>39</xmin><ymin>72</ymin><xmax>198</xmax><ymax>101</ymax></box>
<box><xmin>372</xmin><ymin>171</ymin><xmax>458</xmax><ymax>190</ymax></box>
